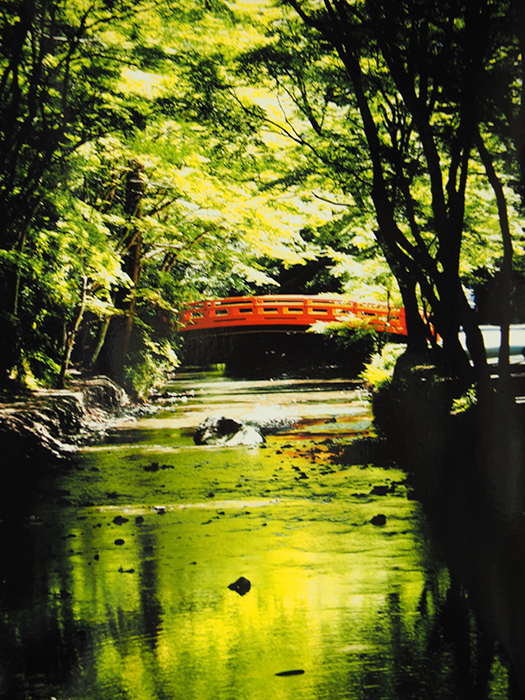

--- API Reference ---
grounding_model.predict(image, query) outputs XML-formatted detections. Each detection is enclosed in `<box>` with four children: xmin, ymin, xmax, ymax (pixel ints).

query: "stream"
<box><xmin>0</xmin><ymin>370</ymin><xmax>519</xmax><ymax>699</ymax></box>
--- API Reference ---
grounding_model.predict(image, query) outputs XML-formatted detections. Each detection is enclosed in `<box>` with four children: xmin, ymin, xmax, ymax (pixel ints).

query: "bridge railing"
<box><xmin>180</xmin><ymin>295</ymin><xmax>407</xmax><ymax>335</ymax></box>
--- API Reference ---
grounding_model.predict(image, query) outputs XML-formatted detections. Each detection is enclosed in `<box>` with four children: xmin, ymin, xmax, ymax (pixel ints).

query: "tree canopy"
<box><xmin>0</xmin><ymin>0</ymin><xmax>523</xmax><ymax>394</ymax></box>
<box><xmin>237</xmin><ymin>0</ymin><xmax>525</xmax><ymax>375</ymax></box>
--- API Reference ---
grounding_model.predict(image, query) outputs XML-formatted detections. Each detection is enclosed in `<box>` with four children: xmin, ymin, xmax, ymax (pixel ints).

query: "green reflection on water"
<box><xmin>0</xmin><ymin>374</ymin><xmax>515</xmax><ymax>700</ymax></box>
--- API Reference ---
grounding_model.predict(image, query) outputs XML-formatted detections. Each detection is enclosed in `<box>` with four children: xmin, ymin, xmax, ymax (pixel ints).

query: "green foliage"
<box><xmin>1</xmin><ymin>0</ymin><xmax>524</xmax><ymax>391</ymax></box>
<box><xmin>124</xmin><ymin>339</ymin><xmax>180</xmax><ymax>401</ymax></box>
<box><xmin>0</xmin><ymin>0</ymin><xmax>321</xmax><ymax>387</ymax></box>
<box><xmin>0</xmin><ymin>0</ymin><xmax>144</xmax><ymax>247</ymax></box>
<box><xmin>236</xmin><ymin>0</ymin><xmax>525</xmax><ymax>371</ymax></box>
<box><xmin>360</xmin><ymin>344</ymin><xmax>407</xmax><ymax>390</ymax></box>
<box><xmin>451</xmin><ymin>386</ymin><xmax>478</xmax><ymax>415</ymax></box>
<box><xmin>308</xmin><ymin>317</ymin><xmax>379</xmax><ymax>346</ymax></box>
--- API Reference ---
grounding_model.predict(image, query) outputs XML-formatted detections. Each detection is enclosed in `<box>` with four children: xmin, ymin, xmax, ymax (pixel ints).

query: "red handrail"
<box><xmin>180</xmin><ymin>295</ymin><xmax>407</xmax><ymax>335</ymax></box>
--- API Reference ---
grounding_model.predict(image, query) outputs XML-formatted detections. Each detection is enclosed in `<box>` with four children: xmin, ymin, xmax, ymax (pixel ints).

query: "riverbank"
<box><xmin>370</xmin><ymin>349</ymin><xmax>525</xmax><ymax>503</ymax></box>
<box><xmin>370</xmin><ymin>350</ymin><xmax>525</xmax><ymax>694</ymax></box>
<box><xmin>0</xmin><ymin>376</ymin><xmax>131</xmax><ymax>466</ymax></box>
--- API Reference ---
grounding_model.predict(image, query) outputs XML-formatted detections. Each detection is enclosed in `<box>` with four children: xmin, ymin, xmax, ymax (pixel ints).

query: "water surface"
<box><xmin>0</xmin><ymin>372</ymin><xmax>516</xmax><ymax>699</ymax></box>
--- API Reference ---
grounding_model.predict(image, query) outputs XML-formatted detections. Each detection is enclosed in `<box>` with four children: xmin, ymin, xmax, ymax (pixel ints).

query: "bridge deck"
<box><xmin>180</xmin><ymin>295</ymin><xmax>407</xmax><ymax>335</ymax></box>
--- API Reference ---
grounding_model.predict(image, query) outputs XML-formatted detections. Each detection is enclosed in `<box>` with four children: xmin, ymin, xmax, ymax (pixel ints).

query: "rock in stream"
<box><xmin>194</xmin><ymin>416</ymin><xmax>265</xmax><ymax>446</ymax></box>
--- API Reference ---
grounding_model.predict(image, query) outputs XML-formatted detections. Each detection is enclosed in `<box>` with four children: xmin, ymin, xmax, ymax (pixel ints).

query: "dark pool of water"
<box><xmin>0</xmin><ymin>372</ymin><xmax>521</xmax><ymax>699</ymax></box>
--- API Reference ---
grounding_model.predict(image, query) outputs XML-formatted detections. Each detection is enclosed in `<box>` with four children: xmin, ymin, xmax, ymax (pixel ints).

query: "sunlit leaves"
<box><xmin>238</xmin><ymin>0</ymin><xmax>525</xmax><ymax>364</ymax></box>
<box><xmin>4</xmin><ymin>0</ymin><xmax>524</xmax><ymax>386</ymax></box>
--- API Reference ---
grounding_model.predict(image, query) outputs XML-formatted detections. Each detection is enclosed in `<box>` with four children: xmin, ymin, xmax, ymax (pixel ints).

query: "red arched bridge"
<box><xmin>180</xmin><ymin>295</ymin><xmax>407</xmax><ymax>336</ymax></box>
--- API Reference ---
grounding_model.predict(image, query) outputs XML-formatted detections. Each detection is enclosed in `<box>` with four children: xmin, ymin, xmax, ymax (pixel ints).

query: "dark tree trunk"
<box><xmin>121</xmin><ymin>161</ymin><xmax>144</xmax><ymax>364</ymax></box>
<box><xmin>59</xmin><ymin>274</ymin><xmax>88</xmax><ymax>388</ymax></box>
<box><xmin>99</xmin><ymin>161</ymin><xmax>145</xmax><ymax>386</ymax></box>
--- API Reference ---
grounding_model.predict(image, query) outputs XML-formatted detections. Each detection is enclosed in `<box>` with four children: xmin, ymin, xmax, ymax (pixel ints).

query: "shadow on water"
<box><xmin>0</xmin><ymin>371</ymin><xmax>522</xmax><ymax>699</ymax></box>
<box><xmin>415</xmin><ymin>388</ymin><xmax>525</xmax><ymax>699</ymax></box>
<box><xmin>379</xmin><ymin>371</ymin><xmax>525</xmax><ymax>700</ymax></box>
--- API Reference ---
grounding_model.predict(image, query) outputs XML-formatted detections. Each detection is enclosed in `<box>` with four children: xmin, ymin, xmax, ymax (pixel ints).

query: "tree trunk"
<box><xmin>121</xmin><ymin>161</ymin><xmax>145</xmax><ymax>365</ymax></box>
<box><xmin>59</xmin><ymin>274</ymin><xmax>88</xmax><ymax>388</ymax></box>
<box><xmin>476</xmin><ymin>132</ymin><xmax>514</xmax><ymax>387</ymax></box>
<box><xmin>90</xmin><ymin>316</ymin><xmax>111</xmax><ymax>369</ymax></box>
<box><xmin>103</xmin><ymin>160</ymin><xmax>145</xmax><ymax>385</ymax></box>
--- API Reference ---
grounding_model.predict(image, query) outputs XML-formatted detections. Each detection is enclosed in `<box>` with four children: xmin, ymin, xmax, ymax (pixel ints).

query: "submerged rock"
<box><xmin>275</xmin><ymin>669</ymin><xmax>305</xmax><ymax>677</ymax></box>
<box><xmin>228</xmin><ymin>576</ymin><xmax>251</xmax><ymax>596</ymax></box>
<box><xmin>193</xmin><ymin>415</ymin><xmax>265</xmax><ymax>446</ymax></box>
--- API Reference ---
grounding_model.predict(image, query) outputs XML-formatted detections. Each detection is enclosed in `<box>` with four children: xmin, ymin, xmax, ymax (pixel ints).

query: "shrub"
<box><xmin>360</xmin><ymin>343</ymin><xmax>406</xmax><ymax>389</ymax></box>
<box><xmin>124</xmin><ymin>339</ymin><xmax>179</xmax><ymax>401</ymax></box>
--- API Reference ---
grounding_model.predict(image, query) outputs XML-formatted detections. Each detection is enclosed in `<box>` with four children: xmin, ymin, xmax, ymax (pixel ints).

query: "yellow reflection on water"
<box><xmin>57</xmin><ymin>459</ymin><xmax>428</xmax><ymax>699</ymax></box>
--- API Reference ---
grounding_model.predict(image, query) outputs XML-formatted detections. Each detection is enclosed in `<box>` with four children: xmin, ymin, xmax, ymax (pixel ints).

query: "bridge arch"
<box><xmin>180</xmin><ymin>295</ymin><xmax>407</xmax><ymax>336</ymax></box>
